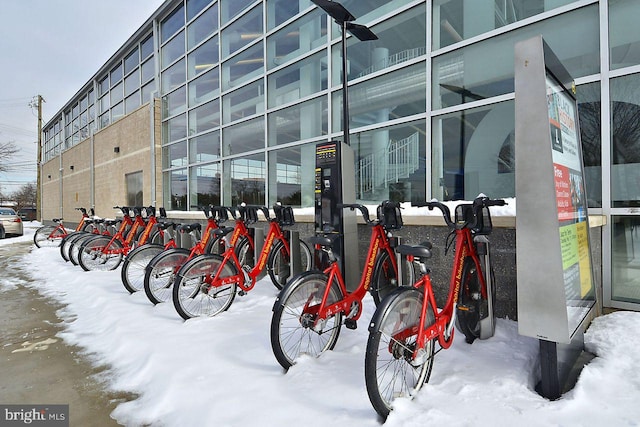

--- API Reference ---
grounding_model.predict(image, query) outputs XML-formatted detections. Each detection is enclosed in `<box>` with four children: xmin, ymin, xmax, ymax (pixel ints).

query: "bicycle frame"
<box><xmin>47</xmin><ymin>208</ymin><xmax>91</xmax><ymax>239</ymax></box>
<box><xmin>206</xmin><ymin>217</ymin><xmax>285</xmax><ymax>293</ymax></box>
<box><xmin>312</xmin><ymin>223</ymin><xmax>398</xmax><ymax>323</ymax></box>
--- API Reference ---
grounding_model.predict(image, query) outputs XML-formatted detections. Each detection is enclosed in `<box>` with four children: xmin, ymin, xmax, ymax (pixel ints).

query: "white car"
<box><xmin>0</xmin><ymin>208</ymin><xmax>24</xmax><ymax>237</ymax></box>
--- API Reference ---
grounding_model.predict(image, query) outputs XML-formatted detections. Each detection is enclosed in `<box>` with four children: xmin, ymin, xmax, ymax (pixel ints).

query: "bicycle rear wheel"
<box><xmin>270</xmin><ymin>272</ymin><xmax>343</xmax><ymax>370</ymax></box>
<box><xmin>121</xmin><ymin>244</ymin><xmax>164</xmax><ymax>293</ymax></box>
<box><xmin>34</xmin><ymin>226</ymin><xmax>65</xmax><ymax>248</ymax></box>
<box><xmin>172</xmin><ymin>254</ymin><xmax>238</xmax><ymax>319</ymax></box>
<box><xmin>60</xmin><ymin>232</ymin><xmax>86</xmax><ymax>261</ymax></box>
<box><xmin>266</xmin><ymin>239</ymin><xmax>312</xmax><ymax>290</ymax></box>
<box><xmin>365</xmin><ymin>287</ymin><xmax>435</xmax><ymax>420</ymax></box>
<box><xmin>455</xmin><ymin>257</ymin><xmax>489</xmax><ymax>344</ymax></box>
<box><xmin>78</xmin><ymin>236</ymin><xmax>124</xmax><ymax>271</ymax></box>
<box><xmin>370</xmin><ymin>250</ymin><xmax>416</xmax><ymax>305</ymax></box>
<box><xmin>143</xmin><ymin>248</ymin><xmax>191</xmax><ymax>304</ymax></box>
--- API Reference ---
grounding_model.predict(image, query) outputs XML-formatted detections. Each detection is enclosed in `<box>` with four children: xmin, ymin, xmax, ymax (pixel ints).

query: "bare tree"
<box><xmin>0</xmin><ymin>141</ymin><xmax>19</xmax><ymax>173</ymax></box>
<box><xmin>12</xmin><ymin>183</ymin><xmax>37</xmax><ymax>211</ymax></box>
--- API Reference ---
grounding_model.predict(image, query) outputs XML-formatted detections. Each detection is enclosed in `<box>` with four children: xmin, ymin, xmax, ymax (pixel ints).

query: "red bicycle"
<box><xmin>270</xmin><ymin>201</ymin><xmax>414</xmax><ymax>370</ymax></box>
<box><xmin>364</xmin><ymin>195</ymin><xmax>506</xmax><ymax>419</ymax></box>
<box><xmin>33</xmin><ymin>207</ymin><xmax>93</xmax><ymax>248</ymax></box>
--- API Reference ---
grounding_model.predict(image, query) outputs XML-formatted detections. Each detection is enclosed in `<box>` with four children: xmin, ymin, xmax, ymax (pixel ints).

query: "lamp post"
<box><xmin>311</xmin><ymin>0</ymin><xmax>377</xmax><ymax>146</ymax></box>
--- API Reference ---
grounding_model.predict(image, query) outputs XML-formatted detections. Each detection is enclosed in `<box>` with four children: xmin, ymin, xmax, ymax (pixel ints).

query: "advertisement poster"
<box><xmin>547</xmin><ymin>75</ymin><xmax>595</xmax><ymax>329</ymax></box>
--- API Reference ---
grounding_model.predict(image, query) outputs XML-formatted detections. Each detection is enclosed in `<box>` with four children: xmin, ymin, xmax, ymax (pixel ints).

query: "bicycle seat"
<box><xmin>211</xmin><ymin>226</ymin><xmax>234</xmax><ymax>237</ymax></box>
<box><xmin>157</xmin><ymin>221</ymin><xmax>176</xmax><ymax>230</ymax></box>
<box><xmin>395</xmin><ymin>242</ymin><xmax>433</xmax><ymax>260</ymax></box>
<box><xmin>309</xmin><ymin>235</ymin><xmax>333</xmax><ymax>248</ymax></box>
<box><xmin>179</xmin><ymin>223</ymin><xmax>202</xmax><ymax>233</ymax></box>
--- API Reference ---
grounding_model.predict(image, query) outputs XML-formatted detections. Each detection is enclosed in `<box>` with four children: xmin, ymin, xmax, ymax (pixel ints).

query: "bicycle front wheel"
<box><xmin>266</xmin><ymin>239</ymin><xmax>312</xmax><ymax>290</ymax></box>
<box><xmin>78</xmin><ymin>236</ymin><xmax>124</xmax><ymax>271</ymax></box>
<box><xmin>455</xmin><ymin>257</ymin><xmax>486</xmax><ymax>344</ymax></box>
<box><xmin>172</xmin><ymin>254</ymin><xmax>238</xmax><ymax>319</ymax></box>
<box><xmin>270</xmin><ymin>272</ymin><xmax>343</xmax><ymax>370</ymax></box>
<box><xmin>121</xmin><ymin>244</ymin><xmax>164</xmax><ymax>293</ymax></box>
<box><xmin>60</xmin><ymin>232</ymin><xmax>86</xmax><ymax>261</ymax></box>
<box><xmin>143</xmin><ymin>248</ymin><xmax>190</xmax><ymax>304</ymax></box>
<box><xmin>34</xmin><ymin>226</ymin><xmax>65</xmax><ymax>248</ymax></box>
<box><xmin>365</xmin><ymin>288</ymin><xmax>435</xmax><ymax>420</ymax></box>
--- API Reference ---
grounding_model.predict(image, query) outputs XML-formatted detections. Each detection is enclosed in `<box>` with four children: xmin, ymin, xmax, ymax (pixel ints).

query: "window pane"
<box><xmin>331</xmin><ymin>5</ymin><xmax>426</xmax><ymax>84</ymax></box>
<box><xmin>111</xmin><ymin>101</ymin><xmax>124</xmax><ymax>122</ymax></box>
<box><xmin>222</xmin><ymin>116</ymin><xmax>264</xmax><ymax>155</ymax></box>
<box><xmin>577</xmin><ymin>82</ymin><xmax>601</xmax><ymax>208</ymax></box>
<box><xmin>190</xmin><ymin>163</ymin><xmax>221</xmax><ymax>207</ymax></box>
<box><xmin>221</xmin><ymin>5</ymin><xmax>262</xmax><ymax>57</ymax></box>
<box><xmin>125</xmin><ymin>69</ymin><xmax>140</xmax><ymax>97</ymax></box>
<box><xmin>222</xmin><ymin>79</ymin><xmax>264</xmax><ymax>123</ymax></box>
<box><xmin>332</xmin><ymin>62</ymin><xmax>426</xmax><ymax>133</ymax></box>
<box><xmin>111</xmin><ymin>63</ymin><xmax>123</xmax><ymax>84</ymax></box>
<box><xmin>164</xmin><ymin>169</ymin><xmax>188</xmax><ymax>210</ymax></box>
<box><xmin>142</xmin><ymin>81</ymin><xmax>157</xmax><ymax>103</ymax></box>
<box><xmin>188</xmin><ymin>3</ymin><xmax>218</xmax><ymax>49</ymax></box>
<box><xmin>126</xmin><ymin>171</ymin><xmax>144</xmax><ymax>206</ymax></box>
<box><xmin>433</xmin><ymin>5</ymin><xmax>599</xmax><ymax>109</ymax></box>
<box><xmin>187</xmin><ymin>0</ymin><xmax>210</xmax><ymax>21</ymax></box>
<box><xmin>164</xmin><ymin>85</ymin><xmax>187</xmax><ymax>116</ymax></box>
<box><xmin>163</xmin><ymin>141</ymin><xmax>188</xmax><ymax>168</ymax></box>
<box><xmin>125</xmin><ymin>47</ymin><xmax>139</xmax><ymax>75</ymax></box>
<box><xmin>161</xmin><ymin>5</ymin><xmax>185</xmax><ymax>44</ymax></box>
<box><xmin>268</xmin><ymin>143</ymin><xmax>316</xmax><ymax>207</ymax></box>
<box><xmin>224</xmin><ymin>153</ymin><xmax>265</xmax><ymax>206</ymax></box>
<box><xmin>189</xmin><ymin>130</ymin><xmax>220</xmax><ymax>163</ymax></box>
<box><xmin>267</xmin><ymin>51</ymin><xmax>327</xmax><ymax>108</ymax></box>
<box><xmin>141</xmin><ymin>34</ymin><xmax>154</xmax><ymax>60</ymax></box>
<box><xmin>99</xmin><ymin>76</ymin><xmax>109</xmax><ymax>96</ymax></box>
<box><xmin>188</xmin><ymin>35</ymin><xmax>218</xmax><ymax>79</ymax></box>
<box><xmin>221</xmin><ymin>43</ymin><xmax>264</xmax><ymax>90</ymax></box>
<box><xmin>162</xmin><ymin>58</ymin><xmax>186</xmax><ymax>93</ymax></box>
<box><xmin>612</xmin><ymin>215</ymin><xmax>640</xmax><ymax>304</ymax></box>
<box><xmin>267</xmin><ymin>10</ymin><xmax>326</xmax><ymax>70</ymax></box>
<box><xmin>162</xmin><ymin>30</ymin><xmax>185</xmax><ymax>68</ymax></box>
<box><xmin>610</xmin><ymin>0</ymin><xmax>640</xmax><ymax>70</ymax></box>
<box><xmin>189</xmin><ymin>67</ymin><xmax>219</xmax><ymax>107</ymax></box>
<box><xmin>110</xmin><ymin>81</ymin><xmax>123</xmax><ymax>105</ymax></box>
<box><xmin>189</xmin><ymin>99</ymin><xmax>220</xmax><ymax>135</ymax></box>
<box><xmin>163</xmin><ymin>113</ymin><xmax>187</xmax><ymax>144</ymax></box>
<box><xmin>353</xmin><ymin>120</ymin><xmax>426</xmax><ymax>203</ymax></box>
<box><xmin>611</xmin><ymin>73</ymin><xmax>640</xmax><ymax>208</ymax></box>
<box><xmin>141</xmin><ymin>58</ymin><xmax>155</xmax><ymax>83</ymax></box>
<box><xmin>434</xmin><ymin>0</ymin><xmax>577</xmax><ymax>50</ymax></box>
<box><xmin>338</xmin><ymin>0</ymin><xmax>413</xmax><ymax>28</ymax></box>
<box><xmin>125</xmin><ymin>92</ymin><xmax>141</xmax><ymax>113</ymax></box>
<box><xmin>432</xmin><ymin>101</ymin><xmax>514</xmax><ymax>200</ymax></box>
<box><xmin>221</xmin><ymin>0</ymin><xmax>255</xmax><ymax>22</ymax></box>
<box><xmin>267</xmin><ymin>0</ymin><xmax>312</xmax><ymax>30</ymax></box>
<box><xmin>268</xmin><ymin>96</ymin><xmax>327</xmax><ymax>146</ymax></box>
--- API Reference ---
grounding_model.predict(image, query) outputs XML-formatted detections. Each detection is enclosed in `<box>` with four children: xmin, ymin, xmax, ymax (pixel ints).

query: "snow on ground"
<box><xmin>4</xmin><ymin>221</ymin><xmax>640</xmax><ymax>426</ymax></box>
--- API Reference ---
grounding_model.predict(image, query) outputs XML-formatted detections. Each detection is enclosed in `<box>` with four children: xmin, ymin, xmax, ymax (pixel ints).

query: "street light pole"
<box><xmin>311</xmin><ymin>0</ymin><xmax>377</xmax><ymax>146</ymax></box>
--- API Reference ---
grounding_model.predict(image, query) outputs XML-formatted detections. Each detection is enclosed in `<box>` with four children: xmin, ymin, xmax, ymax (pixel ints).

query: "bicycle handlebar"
<box><xmin>413</xmin><ymin>196</ymin><xmax>506</xmax><ymax>230</ymax></box>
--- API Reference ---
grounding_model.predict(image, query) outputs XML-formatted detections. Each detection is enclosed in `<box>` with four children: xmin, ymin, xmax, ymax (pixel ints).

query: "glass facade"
<box><xmin>39</xmin><ymin>0</ymin><xmax>640</xmax><ymax>308</ymax></box>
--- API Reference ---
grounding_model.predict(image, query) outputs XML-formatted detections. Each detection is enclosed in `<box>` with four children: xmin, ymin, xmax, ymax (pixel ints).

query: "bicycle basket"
<box><xmin>455</xmin><ymin>203</ymin><xmax>492</xmax><ymax>235</ymax></box>
<box><xmin>377</xmin><ymin>201</ymin><xmax>403</xmax><ymax>230</ymax></box>
<box><xmin>274</xmin><ymin>204</ymin><xmax>295</xmax><ymax>226</ymax></box>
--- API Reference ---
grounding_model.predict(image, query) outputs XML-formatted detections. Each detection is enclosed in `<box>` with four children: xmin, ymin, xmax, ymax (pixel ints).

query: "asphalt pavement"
<box><xmin>0</xmin><ymin>240</ymin><xmax>134</xmax><ymax>426</ymax></box>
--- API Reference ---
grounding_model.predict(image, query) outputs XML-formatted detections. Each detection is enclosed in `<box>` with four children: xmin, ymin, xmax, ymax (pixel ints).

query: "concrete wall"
<box><xmin>41</xmin><ymin>100</ymin><xmax>162</xmax><ymax>221</ymax></box>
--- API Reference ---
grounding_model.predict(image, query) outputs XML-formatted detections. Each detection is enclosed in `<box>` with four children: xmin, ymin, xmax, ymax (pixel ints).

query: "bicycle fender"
<box><xmin>145</xmin><ymin>247</ymin><xmax>190</xmax><ymax>272</ymax></box>
<box><xmin>367</xmin><ymin>287</ymin><xmax>422</xmax><ymax>333</ymax></box>
<box><xmin>271</xmin><ymin>270</ymin><xmax>327</xmax><ymax>312</ymax></box>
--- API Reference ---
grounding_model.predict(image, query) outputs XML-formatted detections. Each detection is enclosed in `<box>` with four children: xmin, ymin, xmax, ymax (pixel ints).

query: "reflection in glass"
<box><xmin>221</xmin><ymin>5</ymin><xmax>262</xmax><ymax>57</ymax></box>
<box><xmin>268</xmin><ymin>96</ymin><xmax>327</xmax><ymax>146</ymax></box>
<box><xmin>432</xmin><ymin>101</ymin><xmax>514</xmax><ymax>201</ymax></box>
<box><xmin>188</xmin><ymin>3</ymin><xmax>218</xmax><ymax>49</ymax></box>
<box><xmin>189</xmin><ymin>100</ymin><xmax>220</xmax><ymax>135</ymax></box>
<box><xmin>221</xmin><ymin>43</ymin><xmax>264</xmax><ymax>90</ymax></box>
<box><xmin>433</xmin><ymin>0</ymin><xmax>576</xmax><ymax>50</ymax></box>
<box><xmin>609</xmin><ymin>0</ymin><xmax>640</xmax><ymax>70</ymax></box>
<box><xmin>163</xmin><ymin>141</ymin><xmax>188</xmax><ymax>168</ymax></box>
<box><xmin>266</xmin><ymin>11</ymin><xmax>326</xmax><ymax>70</ymax></box>
<box><xmin>162</xmin><ymin>59</ymin><xmax>186</xmax><ymax>93</ymax></box>
<box><xmin>221</xmin><ymin>0</ymin><xmax>255</xmax><ymax>22</ymax></box>
<box><xmin>188</xmin><ymin>36</ymin><xmax>218</xmax><ymax>79</ymax></box>
<box><xmin>267</xmin><ymin>0</ymin><xmax>312</xmax><ymax>30</ymax></box>
<box><xmin>267</xmin><ymin>51</ymin><xmax>326</xmax><ymax>108</ymax></box>
<box><xmin>268</xmin><ymin>144</ymin><xmax>316</xmax><ymax>206</ymax></box>
<box><xmin>189</xmin><ymin>131</ymin><xmax>220</xmax><ymax>163</ymax></box>
<box><xmin>576</xmin><ymin>82</ymin><xmax>601</xmax><ymax>208</ymax></box>
<box><xmin>162</xmin><ymin>31</ymin><xmax>186</xmax><ymax>68</ymax></box>
<box><xmin>612</xmin><ymin>216</ymin><xmax>640</xmax><ymax>304</ymax></box>
<box><xmin>222</xmin><ymin>117</ymin><xmax>265</xmax><ymax>155</ymax></box>
<box><xmin>125</xmin><ymin>47</ymin><xmax>139</xmax><ymax>75</ymax></box>
<box><xmin>164</xmin><ymin>169</ymin><xmax>188</xmax><ymax>210</ymax></box>
<box><xmin>433</xmin><ymin>5</ymin><xmax>599</xmax><ymax>110</ymax></box>
<box><xmin>611</xmin><ymin>73</ymin><xmax>640</xmax><ymax>208</ymax></box>
<box><xmin>224</xmin><ymin>154</ymin><xmax>266</xmax><ymax>206</ymax></box>
<box><xmin>352</xmin><ymin>120</ymin><xmax>427</xmax><ymax>204</ymax></box>
<box><xmin>187</xmin><ymin>0</ymin><xmax>211</xmax><ymax>22</ymax></box>
<box><xmin>163</xmin><ymin>113</ymin><xmax>187</xmax><ymax>144</ymax></box>
<box><xmin>126</xmin><ymin>171</ymin><xmax>143</xmax><ymax>206</ymax></box>
<box><xmin>164</xmin><ymin>86</ymin><xmax>187</xmax><ymax>117</ymax></box>
<box><xmin>332</xmin><ymin>62</ymin><xmax>426</xmax><ymax>133</ymax></box>
<box><xmin>161</xmin><ymin>5</ymin><xmax>185</xmax><ymax>44</ymax></box>
<box><xmin>125</xmin><ymin>69</ymin><xmax>140</xmax><ymax>97</ymax></box>
<box><xmin>189</xmin><ymin>68</ymin><xmax>219</xmax><ymax>107</ymax></box>
<box><xmin>141</xmin><ymin>58</ymin><xmax>155</xmax><ymax>84</ymax></box>
<box><xmin>222</xmin><ymin>80</ymin><xmax>264</xmax><ymax>123</ymax></box>
<box><xmin>190</xmin><ymin>163</ymin><xmax>221</xmax><ymax>207</ymax></box>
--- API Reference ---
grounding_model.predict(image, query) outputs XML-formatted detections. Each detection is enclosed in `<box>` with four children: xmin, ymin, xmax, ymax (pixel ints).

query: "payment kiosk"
<box><xmin>314</xmin><ymin>141</ymin><xmax>358</xmax><ymax>291</ymax></box>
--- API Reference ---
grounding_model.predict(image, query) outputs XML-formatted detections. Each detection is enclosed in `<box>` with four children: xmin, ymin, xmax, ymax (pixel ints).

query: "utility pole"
<box><xmin>31</xmin><ymin>95</ymin><xmax>45</xmax><ymax>221</ymax></box>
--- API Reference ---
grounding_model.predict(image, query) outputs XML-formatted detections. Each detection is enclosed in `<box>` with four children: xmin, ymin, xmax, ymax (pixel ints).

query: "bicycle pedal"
<box><xmin>457</xmin><ymin>304</ymin><xmax>475</xmax><ymax>312</ymax></box>
<box><xmin>238</xmin><ymin>290</ymin><xmax>246</xmax><ymax>296</ymax></box>
<box><xmin>344</xmin><ymin>319</ymin><xmax>357</xmax><ymax>330</ymax></box>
